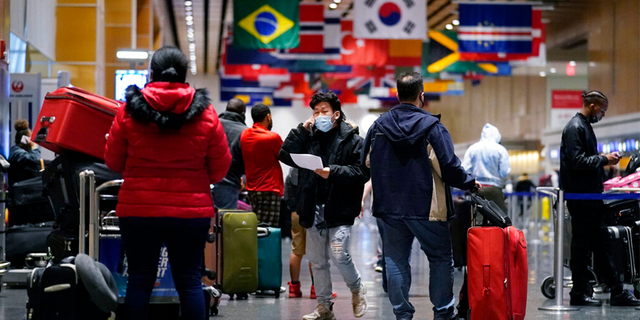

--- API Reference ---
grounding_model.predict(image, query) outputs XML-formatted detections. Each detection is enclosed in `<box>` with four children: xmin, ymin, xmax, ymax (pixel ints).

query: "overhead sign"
<box><xmin>10</xmin><ymin>73</ymin><xmax>40</xmax><ymax>99</ymax></box>
<box><xmin>551</xmin><ymin>90</ymin><xmax>583</xmax><ymax>128</ymax></box>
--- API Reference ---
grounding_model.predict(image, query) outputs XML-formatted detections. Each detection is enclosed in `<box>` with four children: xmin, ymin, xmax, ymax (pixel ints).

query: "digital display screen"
<box><xmin>115</xmin><ymin>69</ymin><xmax>148</xmax><ymax>101</ymax></box>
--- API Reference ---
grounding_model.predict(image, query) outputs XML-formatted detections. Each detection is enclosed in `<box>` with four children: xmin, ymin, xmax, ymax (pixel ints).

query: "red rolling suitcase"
<box><xmin>467</xmin><ymin>226</ymin><xmax>527</xmax><ymax>320</ymax></box>
<box><xmin>32</xmin><ymin>87</ymin><xmax>123</xmax><ymax>160</ymax></box>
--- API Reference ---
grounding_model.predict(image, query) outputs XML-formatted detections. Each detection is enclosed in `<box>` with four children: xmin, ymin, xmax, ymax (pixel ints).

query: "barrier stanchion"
<box><xmin>538</xmin><ymin>188</ymin><xmax>580</xmax><ymax>312</ymax></box>
<box><xmin>530</xmin><ymin>191</ymin><xmax>540</xmax><ymax>245</ymax></box>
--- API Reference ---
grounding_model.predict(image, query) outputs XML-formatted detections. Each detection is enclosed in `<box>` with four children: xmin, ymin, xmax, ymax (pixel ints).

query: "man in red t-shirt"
<box><xmin>240</xmin><ymin>104</ymin><xmax>284</xmax><ymax>226</ymax></box>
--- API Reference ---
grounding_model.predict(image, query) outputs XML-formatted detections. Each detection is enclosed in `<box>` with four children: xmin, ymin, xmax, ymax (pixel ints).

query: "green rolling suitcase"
<box><xmin>208</xmin><ymin>210</ymin><xmax>258</xmax><ymax>297</ymax></box>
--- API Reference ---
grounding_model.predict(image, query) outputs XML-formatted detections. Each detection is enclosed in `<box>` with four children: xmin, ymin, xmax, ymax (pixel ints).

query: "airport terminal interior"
<box><xmin>1</xmin><ymin>0</ymin><xmax>640</xmax><ymax>319</ymax></box>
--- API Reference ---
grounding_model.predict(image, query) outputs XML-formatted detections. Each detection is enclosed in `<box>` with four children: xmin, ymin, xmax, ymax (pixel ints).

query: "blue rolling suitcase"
<box><xmin>257</xmin><ymin>227</ymin><xmax>282</xmax><ymax>297</ymax></box>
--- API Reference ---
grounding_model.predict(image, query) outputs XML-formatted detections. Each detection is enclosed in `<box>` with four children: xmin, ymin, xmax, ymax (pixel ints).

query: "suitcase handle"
<box><xmin>257</xmin><ymin>227</ymin><xmax>271</xmax><ymax>238</ymax></box>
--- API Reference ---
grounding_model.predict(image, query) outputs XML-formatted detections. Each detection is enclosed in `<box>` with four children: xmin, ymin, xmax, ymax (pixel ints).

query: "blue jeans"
<box><xmin>378</xmin><ymin>218</ymin><xmax>455</xmax><ymax>320</ymax></box>
<box><xmin>213</xmin><ymin>183</ymin><xmax>239</xmax><ymax>209</ymax></box>
<box><xmin>120</xmin><ymin>217</ymin><xmax>210</xmax><ymax>320</ymax></box>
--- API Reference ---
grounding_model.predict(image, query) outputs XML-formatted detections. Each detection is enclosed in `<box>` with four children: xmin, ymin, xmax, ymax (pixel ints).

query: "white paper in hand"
<box><xmin>290</xmin><ymin>153</ymin><xmax>324</xmax><ymax>171</ymax></box>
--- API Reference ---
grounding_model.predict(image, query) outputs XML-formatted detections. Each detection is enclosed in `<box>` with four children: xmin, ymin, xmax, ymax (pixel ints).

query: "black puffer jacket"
<box><xmin>279</xmin><ymin>121</ymin><xmax>369</xmax><ymax>229</ymax></box>
<box><xmin>560</xmin><ymin>113</ymin><xmax>608</xmax><ymax>193</ymax></box>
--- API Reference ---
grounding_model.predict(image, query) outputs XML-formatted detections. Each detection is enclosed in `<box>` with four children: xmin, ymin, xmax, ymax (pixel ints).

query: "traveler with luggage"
<box><xmin>280</xmin><ymin>90</ymin><xmax>369</xmax><ymax>320</ymax></box>
<box><xmin>8</xmin><ymin>120</ymin><xmax>42</xmax><ymax>186</ymax></box>
<box><xmin>560</xmin><ymin>90</ymin><xmax>640</xmax><ymax>306</ymax></box>
<box><xmin>362</xmin><ymin>72</ymin><xmax>478</xmax><ymax>320</ymax></box>
<box><xmin>240</xmin><ymin>103</ymin><xmax>284</xmax><ymax>227</ymax></box>
<box><xmin>104</xmin><ymin>46</ymin><xmax>231</xmax><ymax>320</ymax></box>
<box><xmin>213</xmin><ymin>98</ymin><xmax>247</xmax><ymax>209</ymax></box>
<box><xmin>462</xmin><ymin>123</ymin><xmax>511</xmax><ymax>218</ymax></box>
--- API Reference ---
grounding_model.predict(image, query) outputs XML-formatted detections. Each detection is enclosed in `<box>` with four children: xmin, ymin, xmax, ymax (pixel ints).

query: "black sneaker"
<box><xmin>610</xmin><ymin>290</ymin><xmax>640</xmax><ymax>306</ymax></box>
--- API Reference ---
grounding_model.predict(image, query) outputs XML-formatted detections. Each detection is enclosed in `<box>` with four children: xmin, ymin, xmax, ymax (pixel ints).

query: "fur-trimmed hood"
<box><xmin>125</xmin><ymin>82</ymin><xmax>210</xmax><ymax>132</ymax></box>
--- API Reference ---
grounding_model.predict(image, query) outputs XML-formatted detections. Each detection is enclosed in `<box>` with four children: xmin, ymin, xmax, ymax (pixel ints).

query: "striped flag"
<box><xmin>460</xmin><ymin>9</ymin><xmax>543</xmax><ymax>62</ymax></box>
<box><xmin>270</xmin><ymin>4</ymin><xmax>341</xmax><ymax>60</ymax></box>
<box><xmin>458</xmin><ymin>3</ymin><xmax>533</xmax><ymax>56</ymax></box>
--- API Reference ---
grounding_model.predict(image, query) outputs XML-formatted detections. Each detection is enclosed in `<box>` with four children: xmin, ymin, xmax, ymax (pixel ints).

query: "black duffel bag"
<box><xmin>7</xmin><ymin>177</ymin><xmax>55</xmax><ymax>227</ymax></box>
<box><xmin>469</xmin><ymin>193</ymin><xmax>512</xmax><ymax>228</ymax></box>
<box><xmin>6</xmin><ymin>221</ymin><xmax>54</xmax><ymax>268</ymax></box>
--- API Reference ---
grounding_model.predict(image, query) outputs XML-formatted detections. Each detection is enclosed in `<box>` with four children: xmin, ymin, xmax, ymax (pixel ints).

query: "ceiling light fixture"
<box><xmin>569</xmin><ymin>61</ymin><xmax>576</xmax><ymax>66</ymax></box>
<box><xmin>185</xmin><ymin>1</ymin><xmax>196</xmax><ymax>75</ymax></box>
<box><xmin>452</xmin><ymin>19</ymin><xmax>460</xmax><ymax>26</ymax></box>
<box><xmin>445</xmin><ymin>24</ymin><xmax>453</xmax><ymax>30</ymax></box>
<box><xmin>116</xmin><ymin>50</ymin><xmax>149</xmax><ymax>60</ymax></box>
<box><xmin>333</xmin><ymin>0</ymin><xmax>342</xmax><ymax>3</ymax></box>
<box><xmin>550</xmin><ymin>67</ymin><xmax>556</xmax><ymax>73</ymax></box>
<box><xmin>329</xmin><ymin>3</ymin><xmax>338</xmax><ymax>9</ymax></box>
<box><xmin>539</xmin><ymin>71</ymin><xmax>546</xmax><ymax>77</ymax></box>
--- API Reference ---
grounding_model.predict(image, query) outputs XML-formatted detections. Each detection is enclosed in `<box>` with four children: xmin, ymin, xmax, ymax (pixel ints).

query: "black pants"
<box><xmin>567</xmin><ymin>200</ymin><xmax>620</xmax><ymax>296</ymax></box>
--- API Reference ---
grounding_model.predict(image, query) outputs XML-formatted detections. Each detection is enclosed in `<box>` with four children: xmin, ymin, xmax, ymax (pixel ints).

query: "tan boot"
<box><xmin>302</xmin><ymin>303</ymin><xmax>336</xmax><ymax>320</ymax></box>
<box><xmin>352</xmin><ymin>284</ymin><xmax>368</xmax><ymax>318</ymax></box>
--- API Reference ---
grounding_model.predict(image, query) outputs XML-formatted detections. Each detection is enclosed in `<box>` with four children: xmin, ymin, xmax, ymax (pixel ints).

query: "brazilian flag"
<box><xmin>233</xmin><ymin>0</ymin><xmax>299</xmax><ymax>49</ymax></box>
<box><xmin>422</xmin><ymin>30</ymin><xmax>497</xmax><ymax>78</ymax></box>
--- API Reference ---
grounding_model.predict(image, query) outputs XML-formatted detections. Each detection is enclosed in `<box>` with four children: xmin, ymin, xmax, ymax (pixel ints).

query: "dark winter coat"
<box><xmin>8</xmin><ymin>145</ymin><xmax>41</xmax><ymax>186</ymax></box>
<box><xmin>217</xmin><ymin>112</ymin><xmax>247</xmax><ymax>189</ymax></box>
<box><xmin>104</xmin><ymin>82</ymin><xmax>231</xmax><ymax>218</ymax></box>
<box><xmin>279</xmin><ymin>121</ymin><xmax>369</xmax><ymax>229</ymax></box>
<box><xmin>362</xmin><ymin>103</ymin><xmax>475</xmax><ymax>220</ymax></box>
<box><xmin>560</xmin><ymin>113</ymin><xmax>607</xmax><ymax>193</ymax></box>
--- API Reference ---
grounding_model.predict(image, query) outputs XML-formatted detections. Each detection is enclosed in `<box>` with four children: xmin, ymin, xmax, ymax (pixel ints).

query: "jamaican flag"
<box><xmin>422</xmin><ymin>30</ymin><xmax>499</xmax><ymax>78</ymax></box>
<box><xmin>234</xmin><ymin>0</ymin><xmax>299</xmax><ymax>49</ymax></box>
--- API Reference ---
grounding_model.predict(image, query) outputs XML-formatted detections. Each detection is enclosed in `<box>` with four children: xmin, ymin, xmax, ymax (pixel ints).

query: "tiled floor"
<box><xmin>2</xmin><ymin>211</ymin><xmax>640</xmax><ymax>319</ymax></box>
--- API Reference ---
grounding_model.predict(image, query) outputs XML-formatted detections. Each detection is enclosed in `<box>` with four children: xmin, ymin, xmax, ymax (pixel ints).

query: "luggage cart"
<box><xmin>0</xmin><ymin>155</ymin><xmax>10</xmax><ymax>290</ymax></box>
<box><xmin>539</xmin><ymin>189</ymin><xmax>619</xmax><ymax>299</ymax></box>
<box><xmin>82</xmin><ymin>171</ymin><xmax>221</xmax><ymax>316</ymax></box>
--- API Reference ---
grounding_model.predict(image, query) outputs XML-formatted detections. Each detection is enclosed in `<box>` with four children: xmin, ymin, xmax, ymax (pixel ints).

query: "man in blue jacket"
<box><xmin>361</xmin><ymin>72</ymin><xmax>477</xmax><ymax>320</ymax></box>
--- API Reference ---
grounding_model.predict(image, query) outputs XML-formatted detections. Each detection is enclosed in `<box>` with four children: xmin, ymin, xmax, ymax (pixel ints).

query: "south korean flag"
<box><xmin>354</xmin><ymin>0</ymin><xmax>426</xmax><ymax>39</ymax></box>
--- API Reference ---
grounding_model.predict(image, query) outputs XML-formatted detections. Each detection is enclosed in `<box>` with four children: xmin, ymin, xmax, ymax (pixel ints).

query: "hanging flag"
<box><xmin>460</xmin><ymin>9</ymin><xmax>543</xmax><ymax>62</ymax></box>
<box><xmin>424</xmin><ymin>80</ymin><xmax>464</xmax><ymax>96</ymax></box>
<box><xmin>328</xmin><ymin>20</ymin><xmax>388</xmax><ymax>66</ymax></box>
<box><xmin>387</xmin><ymin>39</ymin><xmax>422</xmax><ymax>66</ymax></box>
<box><xmin>354</xmin><ymin>0</ymin><xmax>426</xmax><ymax>40</ymax></box>
<box><xmin>422</xmin><ymin>30</ymin><xmax>498</xmax><ymax>78</ymax></box>
<box><xmin>458</xmin><ymin>3</ymin><xmax>533</xmax><ymax>55</ymax></box>
<box><xmin>270</xmin><ymin>5</ymin><xmax>341</xmax><ymax>60</ymax></box>
<box><xmin>233</xmin><ymin>0</ymin><xmax>299</xmax><ymax>49</ymax></box>
<box><xmin>220</xmin><ymin>76</ymin><xmax>292</xmax><ymax>107</ymax></box>
<box><xmin>220</xmin><ymin>36</ymin><xmax>291</xmax><ymax>88</ymax></box>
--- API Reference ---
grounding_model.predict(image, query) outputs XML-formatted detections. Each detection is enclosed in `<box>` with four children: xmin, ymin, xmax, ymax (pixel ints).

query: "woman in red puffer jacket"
<box><xmin>105</xmin><ymin>46</ymin><xmax>231</xmax><ymax>320</ymax></box>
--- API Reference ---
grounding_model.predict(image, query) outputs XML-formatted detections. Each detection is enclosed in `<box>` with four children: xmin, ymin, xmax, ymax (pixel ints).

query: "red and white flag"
<box><xmin>328</xmin><ymin>20</ymin><xmax>388</xmax><ymax>66</ymax></box>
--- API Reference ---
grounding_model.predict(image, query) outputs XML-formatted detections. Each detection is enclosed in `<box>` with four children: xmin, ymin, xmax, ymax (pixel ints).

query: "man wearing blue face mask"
<box><xmin>280</xmin><ymin>91</ymin><xmax>370</xmax><ymax>320</ymax></box>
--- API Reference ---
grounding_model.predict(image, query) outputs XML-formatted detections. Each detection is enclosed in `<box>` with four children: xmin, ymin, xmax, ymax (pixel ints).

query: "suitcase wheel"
<box><xmin>275</xmin><ymin>291</ymin><xmax>280</xmax><ymax>299</ymax></box>
<box><xmin>541</xmin><ymin>276</ymin><xmax>555</xmax><ymax>299</ymax></box>
<box><xmin>237</xmin><ymin>293</ymin><xmax>249</xmax><ymax>300</ymax></box>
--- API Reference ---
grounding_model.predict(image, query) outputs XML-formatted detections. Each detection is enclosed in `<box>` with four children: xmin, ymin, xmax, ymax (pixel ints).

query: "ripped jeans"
<box><xmin>306</xmin><ymin>224</ymin><xmax>362</xmax><ymax>306</ymax></box>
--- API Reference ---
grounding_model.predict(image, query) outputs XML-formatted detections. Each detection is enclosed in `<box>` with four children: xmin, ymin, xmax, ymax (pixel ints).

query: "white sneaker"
<box><xmin>302</xmin><ymin>303</ymin><xmax>336</xmax><ymax>320</ymax></box>
<box><xmin>352</xmin><ymin>284</ymin><xmax>368</xmax><ymax>317</ymax></box>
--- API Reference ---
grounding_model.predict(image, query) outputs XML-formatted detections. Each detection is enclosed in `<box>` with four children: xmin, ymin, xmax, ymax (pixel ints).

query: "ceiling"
<box><xmin>166</xmin><ymin>0</ymin><xmax>588</xmax><ymax>75</ymax></box>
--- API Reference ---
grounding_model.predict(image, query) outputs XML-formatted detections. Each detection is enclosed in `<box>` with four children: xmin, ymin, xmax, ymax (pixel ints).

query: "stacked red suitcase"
<box><xmin>467</xmin><ymin>226</ymin><xmax>528</xmax><ymax>320</ymax></box>
<box><xmin>32</xmin><ymin>87</ymin><xmax>123</xmax><ymax>160</ymax></box>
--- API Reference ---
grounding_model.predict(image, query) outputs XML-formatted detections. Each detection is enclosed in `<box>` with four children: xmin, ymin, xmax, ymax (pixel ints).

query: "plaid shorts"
<box><xmin>248</xmin><ymin>191</ymin><xmax>281</xmax><ymax>227</ymax></box>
